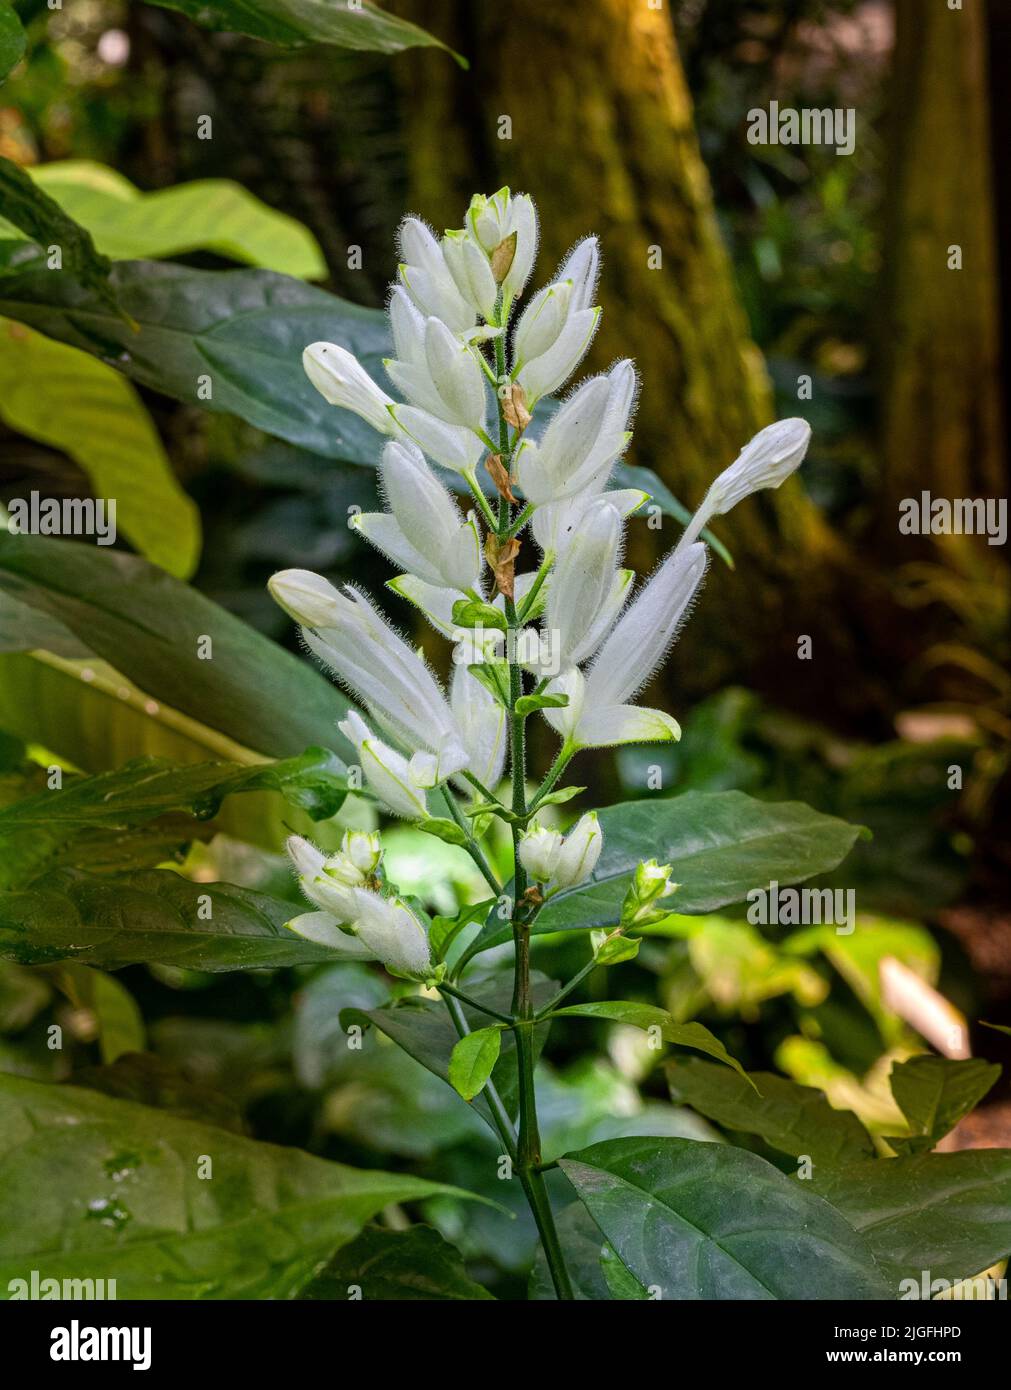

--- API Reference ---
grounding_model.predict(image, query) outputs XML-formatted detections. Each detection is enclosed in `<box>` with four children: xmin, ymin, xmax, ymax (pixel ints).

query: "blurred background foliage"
<box><xmin>1</xmin><ymin>0</ymin><xmax>1009</xmax><ymax>1296</ymax></box>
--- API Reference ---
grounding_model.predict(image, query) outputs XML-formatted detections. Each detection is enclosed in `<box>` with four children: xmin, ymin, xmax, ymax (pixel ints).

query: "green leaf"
<box><xmin>415</xmin><ymin>816</ymin><xmax>469</xmax><ymax>848</ymax></box>
<box><xmin>451</xmin><ymin>598</ymin><xmax>507</xmax><ymax>632</ymax></box>
<box><xmin>0</xmin><ymin>1072</ymin><xmax>483</xmax><ymax>1298</ymax></box>
<box><xmin>529</xmin><ymin>1202</ymin><xmax>647</xmax><ymax>1301</ymax></box>
<box><xmin>145</xmin><ymin>0</ymin><xmax>464</xmax><ymax>64</ymax></box>
<box><xmin>448</xmin><ymin>1026</ymin><xmax>503</xmax><ymax>1101</ymax></box>
<box><xmin>0</xmin><ymin>258</ymin><xmax>390</xmax><ymax>464</ymax></box>
<box><xmin>0</xmin><ymin>156</ymin><xmax>120</xmax><ymax>314</ymax></box>
<box><xmin>515</xmin><ymin>691</ymin><xmax>569</xmax><ymax>717</ymax></box>
<box><xmin>0</xmin><ymin>320</ymin><xmax>200</xmax><ymax>577</ymax></box>
<box><xmin>590</xmin><ymin>930</ymin><xmax>640</xmax><ymax>965</ymax></box>
<box><xmin>428</xmin><ymin>899</ymin><xmax>494</xmax><ymax>964</ymax></box>
<box><xmin>667</xmin><ymin>1059</ymin><xmax>876</xmax><ymax>1164</ymax></box>
<box><xmin>466</xmin><ymin>791</ymin><xmax>867</xmax><ymax>956</ymax></box>
<box><xmin>299</xmin><ymin>1224</ymin><xmax>494</xmax><ymax>1300</ymax></box>
<box><xmin>0</xmin><ymin>750</ymin><xmax>351</xmax><ymax>890</ymax></box>
<box><xmin>549</xmin><ymin>1003</ymin><xmax>751</xmax><ymax>1083</ymax></box>
<box><xmin>537</xmin><ymin>785</ymin><xmax>585</xmax><ymax>807</ymax></box>
<box><xmin>885</xmin><ymin>1056</ymin><xmax>1000</xmax><ymax>1155</ymax></box>
<box><xmin>19</xmin><ymin>162</ymin><xmax>326</xmax><ymax>278</ymax></box>
<box><xmin>982</xmin><ymin>1021</ymin><xmax>1011</xmax><ymax>1038</ymax></box>
<box><xmin>53</xmin><ymin>963</ymin><xmax>146</xmax><ymax>1064</ymax></box>
<box><xmin>559</xmin><ymin>1137</ymin><xmax>890</xmax><ymax>1300</ymax></box>
<box><xmin>74</xmin><ymin>1052</ymin><xmax>245</xmax><ymax>1133</ymax></box>
<box><xmin>1</xmin><ymin>3</ymin><xmax>26</xmax><ymax>86</ymax></box>
<box><xmin>0</xmin><ymin>869</ymin><xmax>342</xmax><ymax>970</ymax></box>
<box><xmin>0</xmin><ymin>536</ymin><xmax>355</xmax><ymax>761</ymax></box>
<box><xmin>467</xmin><ymin>660</ymin><xmax>511</xmax><ymax>708</ymax></box>
<box><xmin>807</xmin><ymin>1152</ymin><xmax>1011</xmax><ymax>1288</ymax></box>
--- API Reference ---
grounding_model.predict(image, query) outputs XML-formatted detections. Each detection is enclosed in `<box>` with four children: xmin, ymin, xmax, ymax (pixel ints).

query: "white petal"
<box><xmin>391</xmin><ymin>405</ymin><xmax>485</xmax><ymax>475</ymax></box>
<box><xmin>424</xmin><ymin>316</ymin><xmax>488</xmax><ymax>431</ymax></box>
<box><xmin>302</xmin><ymin>343</ymin><xmax>396</xmax><ymax>436</ymax></box>
<box><xmin>285</xmin><ymin>911</ymin><xmax>375</xmax><ymax>958</ymax></box>
<box><xmin>575</xmin><ymin>705</ymin><xmax>681</xmax><ymax>748</ymax></box>
<box><xmin>354</xmin><ymin>512</ymin><xmax>446</xmax><ymax>588</ymax></box>
<box><xmin>516</xmin><ymin>307</ymin><xmax>601</xmax><ymax>406</ymax></box>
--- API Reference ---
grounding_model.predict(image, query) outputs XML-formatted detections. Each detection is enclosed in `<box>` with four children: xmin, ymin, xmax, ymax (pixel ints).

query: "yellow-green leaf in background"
<box><xmin>0</xmin><ymin>319</ymin><xmax>200</xmax><ymax>577</ymax></box>
<box><xmin>20</xmin><ymin>161</ymin><xmax>327</xmax><ymax>279</ymax></box>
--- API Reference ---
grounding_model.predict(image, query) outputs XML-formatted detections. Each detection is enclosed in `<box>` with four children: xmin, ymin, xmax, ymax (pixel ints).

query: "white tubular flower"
<box><xmin>268</xmin><ymin>569</ymin><xmax>465</xmax><ymax>759</ymax></box>
<box><xmin>389</xmin><ymin>403</ymin><xmax>485</xmax><ymax>477</ymax></box>
<box><xmin>303</xmin><ymin>343</ymin><xmax>398</xmax><ymax>438</ymax></box>
<box><xmin>532</xmin><ymin>483</ymin><xmax>647</xmax><ymax>559</ymax></box>
<box><xmin>513</xmin><ymin>237</ymin><xmax>601</xmax><ymax>405</ymax></box>
<box><xmin>286</xmin><ymin>834</ymin><xmax>361</xmax><ymax>924</ymax></box>
<box><xmin>353</xmin><ymin>892</ymin><xmax>431</xmax><ymax>977</ymax></box>
<box><xmin>546</xmin><ymin>499</ymin><xmax>627</xmax><ymax>668</ymax></box>
<box><xmin>397</xmin><ymin>216</ymin><xmax>475</xmax><ymax>335</ymax></box>
<box><xmin>550</xmin><ymin>812</ymin><xmax>602</xmax><ymax>891</ymax></box>
<box><xmin>515</xmin><ymin>362</ymin><xmax>637</xmax><ymax>506</ymax></box>
<box><xmin>354</xmin><ymin>440</ymin><xmax>482</xmax><ymax>593</ymax></box>
<box><xmin>442</xmin><ymin>229</ymin><xmax>499</xmax><ymax>322</ymax></box>
<box><xmin>584</xmin><ymin>542</ymin><xmax>709</xmax><ymax>710</ymax></box>
<box><xmin>451</xmin><ymin>662</ymin><xmax>507</xmax><ymax>792</ymax></box>
<box><xmin>466</xmin><ymin>188</ymin><xmax>538</xmax><ymax>302</ymax></box>
<box><xmin>678</xmin><ymin>418</ymin><xmax>813</xmax><ymax>552</ymax></box>
<box><xmin>518</xmin><ymin>822</ymin><xmax>563</xmax><ymax>883</ymax></box>
<box><xmin>707</xmin><ymin>417</ymin><xmax>811</xmax><ymax>516</ymax></box>
<box><xmin>385</xmin><ymin>292</ymin><xmax>488</xmax><ymax>435</ymax></box>
<box><xmin>338</xmin><ymin>711</ymin><xmax>430</xmax><ymax>819</ymax></box>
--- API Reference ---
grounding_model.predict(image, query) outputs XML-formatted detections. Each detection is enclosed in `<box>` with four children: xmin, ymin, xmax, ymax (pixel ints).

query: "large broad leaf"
<box><xmin>0</xmin><ymin>156</ymin><xmax>120</xmax><ymax>313</ymax></box>
<box><xmin>550</xmin><ymin>1003</ymin><xmax>750</xmax><ymax>1082</ymax></box>
<box><xmin>146</xmin><ymin>0</ymin><xmax>463</xmax><ymax>62</ymax></box>
<box><xmin>667</xmin><ymin>1058</ymin><xmax>876</xmax><ymax>1164</ymax></box>
<box><xmin>0</xmin><ymin>535</ymin><xmax>354</xmax><ymax>760</ymax></box>
<box><xmin>529</xmin><ymin>1201</ymin><xmax>646</xmax><ymax>1301</ymax></box>
<box><xmin>0</xmin><ymin>1073</ymin><xmax>481</xmax><ymax>1299</ymax></box>
<box><xmin>0</xmin><ymin>750</ymin><xmax>352</xmax><ymax>890</ymax></box>
<box><xmin>18</xmin><ymin>162</ymin><xmax>326</xmax><ymax>277</ymax></box>
<box><xmin>559</xmin><ymin>1137</ymin><xmax>890</xmax><ymax>1300</ymax></box>
<box><xmin>0</xmin><ymin>319</ymin><xmax>200</xmax><ymax>576</ymax></box>
<box><xmin>885</xmin><ymin>1056</ymin><xmax>1000</xmax><ymax>1155</ymax></box>
<box><xmin>1</xmin><ymin>4</ymin><xmax>25</xmax><ymax>85</ymax></box>
<box><xmin>0</xmin><ymin>258</ymin><xmax>389</xmax><ymax>464</ymax></box>
<box><xmin>0</xmin><ymin>868</ymin><xmax>339</xmax><ymax>970</ymax></box>
<box><xmin>808</xmin><ymin>1152</ymin><xmax>1011</xmax><ymax>1289</ymax></box>
<box><xmin>466</xmin><ymin>792</ymin><xmax>867</xmax><ymax>957</ymax></box>
<box><xmin>299</xmin><ymin>1224</ymin><xmax>493</xmax><ymax>1301</ymax></box>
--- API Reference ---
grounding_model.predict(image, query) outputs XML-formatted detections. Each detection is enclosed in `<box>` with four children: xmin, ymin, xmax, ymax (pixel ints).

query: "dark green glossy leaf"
<box><xmin>529</xmin><ymin>1202</ymin><xmax>647</xmax><ymax>1301</ymax></box>
<box><xmin>467</xmin><ymin>791</ymin><xmax>867</xmax><ymax>957</ymax></box>
<box><xmin>0</xmin><ymin>750</ymin><xmax>351</xmax><ymax>890</ymax></box>
<box><xmin>300</xmin><ymin>1224</ymin><xmax>493</xmax><ymax>1301</ymax></box>
<box><xmin>667</xmin><ymin>1059</ymin><xmax>876</xmax><ymax>1163</ymax></box>
<box><xmin>147</xmin><ymin>0</ymin><xmax>463</xmax><ymax>63</ymax></box>
<box><xmin>560</xmin><ymin>1137</ymin><xmax>890</xmax><ymax>1300</ymax></box>
<box><xmin>550</xmin><ymin>1003</ymin><xmax>750</xmax><ymax>1082</ymax></box>
<box><xmin>75</xmin><ymin>1052</ymin><xmax>246</xmax><ymax>1134</ymax></box>
<box><xmin>0</xmin><ymin>536</ymin><xmax>355</xmax><ymax>760</ymax></box>
<box><xmin>448</xmin><ymin>1026</ymin><xmax>503</xmax><ymax>1102</ymax></box>
<box><xmin>0</xmin><ymin>868</ymin><xmax>338</xmax><ymax>970</ymax></box>
<box><xmin>885</xmin><ymin>1056</ymin><xmax>1000</xmax><ymax>1155</ymax></box>
<box><xmin>808</xmin><ymin>1152</ymin><xmax>1011</xmax><ymax>1289</ymax></box>
<box><xmin>0</xmin><ymin>1073</ymin><xmax>482</xmax><ymax>1298</ymax></box>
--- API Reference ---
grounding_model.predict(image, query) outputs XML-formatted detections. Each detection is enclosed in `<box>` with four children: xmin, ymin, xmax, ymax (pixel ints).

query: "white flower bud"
<box><xmin>705</xmin><ymin>417</ymin><xmax>812</xmax><ymax>515</ymax></box>
<box><xmin>398</xmin><ymin>217</ymin><xmax>475</xmax><ymax>335</ymax></box>
<box><xmin>352</xmin><ymin>892</ymin><xmax>431</xmax><ymax>978</ymax></box>
<box><xmin>286</xmin><ymin>834</ymin><xmax>325</xmax><ymax>880</ymax></box>
<box><xmin>355</xmin><ymin>441</ymin><xmax>482</xmax><ymax>593</ymax></box>
<box><xmin>547</xmin><ymin>499</ymin><xmax>626</xmax><ymax>668</ymax></box>
<box><xmin>338</xmin><ymin>710</ymin><xmax>430</xmax><ymax>819</ymax></box>
<box><xmin>516</xmin><ymin>362</ymin><xmax>637</xmax><ymax>506</ymax></box>
<box><xmin>518</xmin><ymin>822</ymin><xmax>563</xmax><ymax>883</ymax></box>
<box><xmin>341</xmin><ymin>829</ymin><xmax>382</xmax><ymax>875</ymax></box>
<box><xmin>284</xmin><ymin>912</ymin><xmax>375</xmax><ymax>959</ymax></box>
<box><xmin>302</xmin><ymin>343</ymin><xmax>397</xmax><ymax>437</ymax></box>
<box><xmin>442</xmin><ymin>229</ymin><xmax>499</xmax><ymax>321</ymax></box>
<box><xmin>550</xmin><ymin>812</ymin><xmax>602</xmax><ymax>890</ymax></box>
<box><xmin>512</xmin><ymin>237</ymin><xmax>601</xmax><ymax>405</ymax></box>
<box><xmin>389</xmin><ymin>403</ymin><xmax>485</xmax><ymax>477</ymax></box>
<box><xmin>466</xmin><ymin>188</ymin><xmax>538</xmax><ymax>301</ymax></box>
<box><xmin>450</xmin><ymin>662</ymin><xmax>507</xmax><ymax>793</ymax></box>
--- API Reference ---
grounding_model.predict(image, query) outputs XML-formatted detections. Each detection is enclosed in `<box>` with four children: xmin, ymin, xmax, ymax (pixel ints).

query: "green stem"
<box><xmin>516</xmin><ymin>552</ymin><xmax>553</xmax><ymax>622</ymax></box>
<box><xmin>440</xmin><ymin>992</ymin><xmax>516</xmax><ymax>1160</ymax></box>
<box><xmin>440</xmin><ymin>788</ymin><xmax>501</xmax><ymax>895</ymax></box>
<box><xmin>438</xmin><ymin>981</ymin><xmax>513</xmax><ymax>1025</ymax></box>
<box><xmin>528</xmin><ymin>743</ymin><xmax>576</xmax><ymax>813</ymax></box>
<box><xmin>535</xmin><ymin>955</ymin><xmax>600</xmax><ymax>1020</ymax></box>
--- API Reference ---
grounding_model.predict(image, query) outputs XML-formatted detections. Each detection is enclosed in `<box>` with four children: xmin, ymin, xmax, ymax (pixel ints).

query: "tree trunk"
<box><xmin>879</xmin><ymin>0</ymin><xmax>1005</xmax><ymax>543</ymax></box>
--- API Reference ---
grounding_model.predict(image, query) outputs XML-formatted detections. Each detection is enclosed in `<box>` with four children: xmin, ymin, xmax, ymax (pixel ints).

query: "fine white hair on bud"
<box><xmin>518</xmin><ymin>822</ymin><xmax>564</xmax><ymax>883</ymax></box>
<box><xmin>706</xmin><ymin>417</ymin><xmax>812</xmax><ymax>516</ymax></box>
<box><xmin>513</xmin><ymin>237</ymin><xmax>602</xmax><ymax>406</ymax></box>
<box><xmin>303</xmin><ymin>343</ymin><xmax>398</xmax><ymax>438</ymax></box>
<box><xmin>550</xmin><ymin>812</ymin><xmax>602</xmax><ymax>891</ymax></box>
